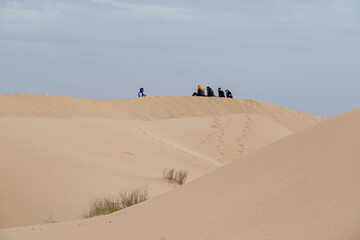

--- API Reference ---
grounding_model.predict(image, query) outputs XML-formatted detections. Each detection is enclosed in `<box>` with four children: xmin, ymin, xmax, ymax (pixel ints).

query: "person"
<box><xmin>206</xmin><ymin>86</ymin><xmax>215</xmax><ymax>97</ymax></box>
<box><xmin>225</xmin><ymin>89</ymin><xmax>233</xmax><ymax>98</ymax></box>
<box><xmin>193</xmin><ymin>84</ymin><xmax>205</xmax><ymax>96</ymax></box>
<box><xmin>217</xmin><ymin>88</ymin><xmax>225</xmax><ymax>97</ymax></box>
<box><xmin>138</xmin><ymin>88</ymin><xmax>146</xmax><ymax>97</ymax></box>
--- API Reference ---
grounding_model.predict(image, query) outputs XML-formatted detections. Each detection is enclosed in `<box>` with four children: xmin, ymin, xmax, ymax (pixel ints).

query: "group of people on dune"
<box><xmin>138</xmin><ymin>85</ymin><xmax>233</xmax><ymax>98</ymax></box>
<box><xmin>192</xmin><ymin>85</ymin><xmax>233</xmax><ymax>98</ymax></box>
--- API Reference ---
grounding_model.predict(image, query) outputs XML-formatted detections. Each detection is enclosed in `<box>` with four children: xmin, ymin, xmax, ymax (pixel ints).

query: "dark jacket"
<box><xmin>226</xmin><ymin>91</ymin><xmax>233</xmax><ymax>98</ymax></box>
<box><xmin>207</xmin><ymin>87</ymin><xmax>215</xmax><ymax>97</ymax></box>
<box><xmin>218</xmin><ymin>90</ymin><xmax>225</xmax><ymax>97</ymax></box>
<box><xmin>197</xmin><ymin>88</ymin><xmax>205</xmax><ymax>96</ymax></box>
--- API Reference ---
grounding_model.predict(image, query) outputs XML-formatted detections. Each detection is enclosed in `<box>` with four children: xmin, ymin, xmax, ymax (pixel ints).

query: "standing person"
<box><xmin>206</xmin><ymin>86</ymin><xmax>215</xmax><ymax>97</ymax></box>
<box><xmin>197</xmin><ymin>85</ymin><xmax>205</xmax><ymax>96</ymax></box>
<box><xmin>225</xmin><ymin>89</ymin><xmax>233</xmax><ymax>98</ymax></box>
<box><xmin>217</xmin><ymin>88</ymin><xmax>225</xmax><ymax>97</ymax></box>
<box><xmin>138</xmin><ymin>88</ymin><xmax>146</xmax><ymax>97</ymax></box>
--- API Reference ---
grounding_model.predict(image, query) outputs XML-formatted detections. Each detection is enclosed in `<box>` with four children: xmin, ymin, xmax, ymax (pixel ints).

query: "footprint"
<box><xmin>237</xmin><ymin>115</ymin><xmax>254</xmax><ymax>156</ymax></box>
<box><xmin>122</xmin><ymin>152</ymin><xmax>136</xmax><ymax>157</ymax></box>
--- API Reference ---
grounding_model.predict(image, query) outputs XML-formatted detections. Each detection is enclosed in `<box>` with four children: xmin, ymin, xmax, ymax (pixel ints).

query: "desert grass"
<box><xmin>84</xmin><ymin>188</ymin><xmax>149</xmax><ymax>218</ymax></box>
<box><xmin>120</xmin><ymin>189</ymin><xmax>149</xmax><ymax>208</ymax></box>
<box><xmin>40</xmin><ymin>214</ymin><xmax>57</xmax><ymax>224</ymax></box>
<box><xmin>163</xmin><ymin>168</ymin><xmax>189</xmax><ymax>185</ymax></box>
<box><xmin>164</xmin><ymin>168</ymin><xmax>175</xmax><ymax>180</ymax></box>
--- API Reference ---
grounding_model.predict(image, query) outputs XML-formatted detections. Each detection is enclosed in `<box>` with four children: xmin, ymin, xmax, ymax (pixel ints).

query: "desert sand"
<box><xmin>3</xmin><ymin>105</ymin><xmax>357</xmax><ymax>240</ymax></box>
<box><xmin>0</xmin><ymin>94</ymin><xmax>328</xmax><ymax>238</ymax></box>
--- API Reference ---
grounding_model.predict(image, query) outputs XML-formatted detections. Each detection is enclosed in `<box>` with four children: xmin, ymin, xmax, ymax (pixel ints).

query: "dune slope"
<box><xmin>2</xmin><ymin>106</ymin><xmax>359</xmax><ymax>240</ymax></box>
<box><xmin>0</xmin><ymin>94</ymin><xmax>324</xmax><ymax>228</ymax></box>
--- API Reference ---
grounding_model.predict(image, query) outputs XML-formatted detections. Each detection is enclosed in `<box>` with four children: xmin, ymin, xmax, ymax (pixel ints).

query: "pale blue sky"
<box><xmin>1</xmin><ymin>0</ymin><xmax>359</xmax><ymax>117</ymax></box>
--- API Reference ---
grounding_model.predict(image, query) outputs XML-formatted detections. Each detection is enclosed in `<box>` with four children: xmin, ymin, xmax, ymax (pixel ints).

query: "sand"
<box><xmin>0</xmin><ymin>94</ymin><xmax>326</xmax><ymax>235</ymax></box>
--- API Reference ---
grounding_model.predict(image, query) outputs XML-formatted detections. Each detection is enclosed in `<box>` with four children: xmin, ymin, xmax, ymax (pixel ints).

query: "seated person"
<box><xmin>207</xmin><ymin>86</ymin><xmax>215</xmax><ymax>97</ymax></box>
<box><xmin>225</xmin><ymin>90</ymin><xmax>233</xmax><ymax>98</ymax></box>
<box><xmin>217</xmin><ymin>88</ymin><xmax>225</xmax><ymax>97</ymax></box>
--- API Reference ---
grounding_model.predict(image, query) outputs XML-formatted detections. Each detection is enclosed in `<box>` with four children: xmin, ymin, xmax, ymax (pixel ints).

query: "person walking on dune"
<box><xmin>138</xmin><ymin>88</ymin><xmax>146</xmax><ymax>97</ymax></box>
<box><xmin>218</xmin><ymin>87</ymin><xmax>225</xmax><ymax>97</ymax></box>
<box><xmin>225</xmin><ymin>89</ymin><xmax>233</xmax><ymax>98</ymax></box>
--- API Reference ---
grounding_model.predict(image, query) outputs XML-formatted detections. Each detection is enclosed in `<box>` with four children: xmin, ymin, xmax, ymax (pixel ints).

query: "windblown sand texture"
<box><xmin>3</xmin><ymin>105</ymin><xmax>358</xmax><ymax>240</ymax></box>
<box><xmin>0</xmin><ymin>94</ymin><xmax>326</xmax><ymax>236</ymax></box>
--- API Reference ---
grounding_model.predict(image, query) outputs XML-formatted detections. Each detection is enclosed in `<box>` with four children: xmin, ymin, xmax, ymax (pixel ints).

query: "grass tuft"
<box><xmin>120</xmin><ymin>189</ymin><xmax>149</xmax><ymax>208</ymax></box>
<box><xmin>164</xmin><ymin>168</ymin><xmax>175</xmax><ymax>180</ymax></box>
<box><xmin>84</xmin><ymin>188</ymin><xmax>149</xmax><ymax>218</ymax></box>
<box><xmin>85</xmin><ymin>196</ymin><xmax>121</xmax><ymax>218</ymax></box>
<box><xmin>174</xmin><ymin>170</ymin><xmax>189</xmax><ymax>185</ymax></box>
<box><xmin>164</xmin><ymin>168</ymin><xmax>189</xmax><ymax>185</ymax></box>
<box><xmin>40</xmin><ymin>214</ymin><xmax>57</xmax><ymax>224</ymax></box>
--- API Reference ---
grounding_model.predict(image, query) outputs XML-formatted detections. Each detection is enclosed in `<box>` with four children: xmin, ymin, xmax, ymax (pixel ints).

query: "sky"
<box><xmin>0</xmin><ymin>0</ymin><xmax>359</xmax><ymax>117</ymax></box>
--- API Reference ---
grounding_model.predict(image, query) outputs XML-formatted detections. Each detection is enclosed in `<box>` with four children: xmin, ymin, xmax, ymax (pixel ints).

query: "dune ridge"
<box><xmin>1</xmin><ymin>105</ymin><xmax>359</xmax><ymax>240</ymax></box>
<box><xmin>0</xmin><ymin>94</ymin><xmax>323</xmax><ymax>123</ymax></box>
<box><xmin>0</xmin><ymin>94</ymin><xmax>325</xmax><ymax>229</ymax></box>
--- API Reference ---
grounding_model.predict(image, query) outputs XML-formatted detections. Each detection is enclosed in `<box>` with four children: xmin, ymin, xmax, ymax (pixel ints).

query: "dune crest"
<box><xmin>0</xmin><ymin>94</ymin><xmax>324</xmax><ymax>229</ymax></box>
<box><xmin>0</xmin><ymin>94</ymin><xmax>323</xmax><ymax>123</ymax></box>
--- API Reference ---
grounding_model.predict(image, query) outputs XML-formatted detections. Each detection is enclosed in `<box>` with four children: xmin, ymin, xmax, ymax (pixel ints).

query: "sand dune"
<box><xmin>0</xmin><ymin>94</ymin><xmax>324</xmax><ymax>229</ymax></box>
<box><xmin>2</xmin><ymin>104</ymin><xmax>359</xmax><ymax>240</ymax></box>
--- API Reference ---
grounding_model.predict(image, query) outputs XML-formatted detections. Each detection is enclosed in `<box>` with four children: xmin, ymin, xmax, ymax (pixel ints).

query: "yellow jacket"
<box><xmin>197</xmin><ymin>85</ymin><xmax>204</xmax><ymax>91</ymax></box>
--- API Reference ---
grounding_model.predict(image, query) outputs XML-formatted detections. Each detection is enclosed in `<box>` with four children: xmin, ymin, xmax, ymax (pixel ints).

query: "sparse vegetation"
<box><xmin>163</xmin><ymin>168</ymin><xmax>189</xmax><ymax>185</ymax></box>
<box><xmin>84</xmin><ymin>196</ymin><xmax>121</xmax><ymax>218</ymax></box>
<box><xmin>84</xmin><ymin>188</ymin><xmax>149</xmax><ymax>218</ymax></box>
<box><xmin>40</xmin><ymin>214</ymin><xmax>57</xmax><ymax>224</ymax></box>
<box><xmin>175</xmin><ymin>170</ymin><xmax>189</xmax><ymax>185</ymax></box>
<box><xmin>119</xmin><ymin>189</ymin><xmax>149</xmax><ymax>208</ymax></box>
<box><xmin>164</xmin><ymin>168</ymin><xmax>175</xmax><ymax>180</ymax></box>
